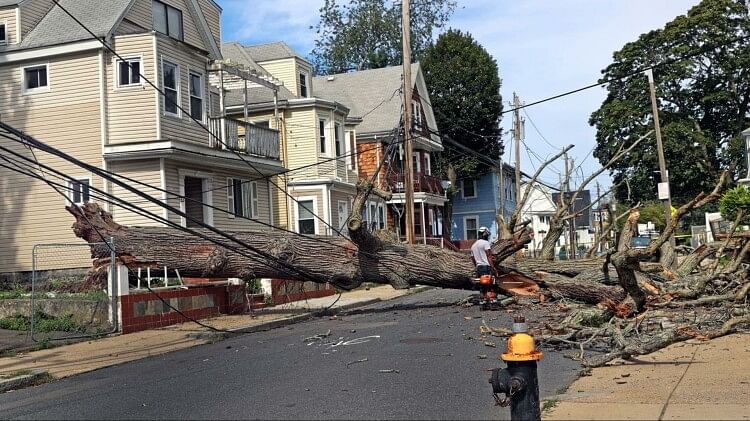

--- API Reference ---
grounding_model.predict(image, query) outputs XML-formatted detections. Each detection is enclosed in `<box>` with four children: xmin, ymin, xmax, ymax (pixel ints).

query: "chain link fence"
<box><xmin>29</xmin><ymin>240</ymin><xmax>117</xmax><ymax>342</ymax></box>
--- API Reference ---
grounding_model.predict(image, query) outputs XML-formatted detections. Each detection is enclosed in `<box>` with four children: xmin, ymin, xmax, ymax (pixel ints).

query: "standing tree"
<box><xmin>311</xmin><ymin>0</ymin><xmax>456</xmax><ymax>74</ymax></box>
<box><xmin>590</xmin><ymin>0</ymin><xmax>750</xmax><ymax>205</ymax></box>
<box><xmin>421</xmin><ymin>30</ymin><xmax>503</xmax><ymax>237</ymax></box>
<box><xmin>422</xmin><ymin>29</ymin><xmax>504</xmax><ymax>178</ymax></box>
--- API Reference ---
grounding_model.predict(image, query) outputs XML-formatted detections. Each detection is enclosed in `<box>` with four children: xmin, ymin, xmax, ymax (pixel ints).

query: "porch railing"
<box><xmin>387</xmin><ymin>172</ymin><xmax>444</xmax><ymax>195</ymax></box>
<box><xmin>208</xmin><ymin>117</ymin><xmax>280</xmax><ymax>160</ymax></box>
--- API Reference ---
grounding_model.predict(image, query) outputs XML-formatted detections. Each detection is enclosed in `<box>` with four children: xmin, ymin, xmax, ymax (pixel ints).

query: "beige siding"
<box><xmin>107</xmin><ymin>34</ymin><xmax>158</xmax><ymax>144</ymax></box>
<box><xmin>0</xmin><ymin>51</ymin><xmax>104</xmax><ymax>273</ymax></box>
<box><xmin>196</xmin><ymin>0</ymin><xmax>220</xmax><ymax>49</ymax></box>
<box><xmin>124</xmin><ymin>0</ymin><xmax>207</xmax><ymax>52</ymax></box>
<box><xmin>157</xmin><ymin>36</ymin><xmax>211</xmax><ymax>145</ymax></box>
<box><xmin>108</xmin><ymin>159</ymin><xmax>165</xmax><ymax>226</ymax></box>
<box><xmin>162</xmin><ymin>160</ymin><xmax>274</xmax><ymax>231</ymax></box>
<box><xmin>115</xmin><ymin>19</ymin><xmax>148</xmax><ymax>36</ymax></box>
<box><xmin>0</xmin><ymin>7</ymin><xmax>18</xmax><ymax>46</ymax></box>
<box><xmin>19</xmin><ymin>0</ymin><xmax>53</xmax><ymax>39</ymax></box>
<box><xmin>284</xmin><ymin>108</ymin><xmax>317</xmax><ymax>181</ymax></box>
<box><xmin>258</xmin><ymin>58</ymin><xmax>297</xmax><ymax>96</ymax></box>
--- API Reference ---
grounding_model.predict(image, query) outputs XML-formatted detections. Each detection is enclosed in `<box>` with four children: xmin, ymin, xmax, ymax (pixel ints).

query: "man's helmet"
<box><xmin>478</xmin><ymin>226</ymin><xmax>490</xmax><ymax>234</ymax></box>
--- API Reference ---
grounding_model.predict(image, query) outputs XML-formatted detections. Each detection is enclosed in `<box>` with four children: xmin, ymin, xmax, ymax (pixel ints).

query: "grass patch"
<box><xmin>0</xmin><ymin>289</ymin><xmax>26</xmax><ymax>300</ymax></box>
<box><xmin>0</xmin><ymin>311</ymin><xmax>87</xmax><ymax>333</ymax></box>
<box><xmin>541</xmin><ymin>399</ymin><xmax>560</xmax><ymax>413</ymax></box>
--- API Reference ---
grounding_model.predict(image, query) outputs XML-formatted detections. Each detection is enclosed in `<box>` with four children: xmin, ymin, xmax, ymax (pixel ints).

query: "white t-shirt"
<box><xmin>471</xmin><ymin>239</ymin><xmax>492</xmax><ymax>267</ymax></box>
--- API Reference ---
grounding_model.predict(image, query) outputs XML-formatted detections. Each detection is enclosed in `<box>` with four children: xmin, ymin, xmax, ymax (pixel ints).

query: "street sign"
<box><xmin>658</xmin><ymin>182</ymin><xmax>670</xmax><ymax>200</ymax></box>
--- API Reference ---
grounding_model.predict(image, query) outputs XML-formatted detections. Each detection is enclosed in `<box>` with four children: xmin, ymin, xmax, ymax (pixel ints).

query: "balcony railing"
<box><xmin>208</xmin><ymin>117</ymin><xmax>280</xmax><ymax>160</ymax></box>
<box><xmin>387</xmin><ymin>172</ymin><xmax>444</xmax><ymax>195</ymax></box>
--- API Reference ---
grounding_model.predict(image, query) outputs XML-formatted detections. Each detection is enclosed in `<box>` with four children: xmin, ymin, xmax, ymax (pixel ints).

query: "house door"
<box><xmin>184</xmin><ymin>176</ymin><xmax>205</xmax><ymax>228</ymax></box>
<box><xmin>337</xmin><ymin>200</ymin><xmax>350</xmax><ymax>233</ymax></box>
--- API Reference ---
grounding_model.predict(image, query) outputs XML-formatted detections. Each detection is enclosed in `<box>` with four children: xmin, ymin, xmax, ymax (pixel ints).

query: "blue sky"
<box><xmin>218</xmin><ymin>0</ymin><xmax>701</xmax><ymax>191</ymax></box>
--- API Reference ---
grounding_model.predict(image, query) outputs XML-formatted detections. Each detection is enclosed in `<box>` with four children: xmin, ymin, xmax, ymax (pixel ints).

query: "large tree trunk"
<box><xmin>67</xmin><ymin>199</ymin><xmax>532</xmax><ymax>292</ymax></box>
<box><xmin>540</xmin><ymin>222</ymin><xmax>565</xmax><ymax>260</ymax></box>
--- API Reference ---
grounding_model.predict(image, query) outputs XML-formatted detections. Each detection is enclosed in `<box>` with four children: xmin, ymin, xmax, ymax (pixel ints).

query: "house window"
<box><xmin>334</xmin><ymin>123</ymin><xmax>342</xmax><ymax>157</ymax></box>
<box><xmin>298</xmin><ymin>200</ymin><xmax>316</xmax><ymax>234</ymax></box>
<box><xmin>299</xmin><ymin>72</ymin><xmax>308</xmax><ymax>97</ymax></box>
<box><xmin>369</xmin><ymin>203</ymin><xmax>377</xmax><ymax>231</ymax></box>
<box><xmin>412</xmin><ymin>100</ymin><xmax>423</xmax><ymax>130</ymax></box>
<box><xmin>189</xmin><ymin>71</ymin><xmax>204</xmax><ymax>121</ymax></box>
<box><xmin>116</xmin><ymin>58</ymin><xmax>141</xmax><ymax>87</ymax></box>
<box><xmin>462</xmin><ymin>179</ymin><xmax>477</xmax><ymax>199</ymax></box>
<box><xmin>347</xmin><ymin>131</ymin><xmax>357</xmax><ymax>170</ymax></box>
<box><xmin>153</xmin><ymin>0</ymin><xmax>183</xmax><ymax>41</ymax></box>
<box><xmin>162</xmin><ymin>60</ymin><xmax>179</xmax><ymax>116</ymax></box>
<box><xmin>424</xmin><ymin>153</ymin><xmax>431</xmax><ymax>176</ymax></box>
<box><xmin>378</xmin><ymin>204</ymin><xmax>385</xmax><ymax>230</ymax></box>
<box><xmin>0</xmin><ymin>23</ymin><xmax>7</xmax><ymax>45</ymax></box>
<box><xmin>318</xmin><ymin>119</ymin><xmax>328</xmax><ymax>155</ymax></box>
<box><xmin>465</xmin><ymin>217</ymin><xmax>479</xmax><ymax>240</ymax></box>
<box><xmin>412</xmin><ymin>152</ymin><xmax>421</xmax><ymax>173</ymax></box>
<box><xmin>67</xmin><ymin>179</ymin><xmax>90</xmax><ymax>205</ymax></box>
<box><xmin>23</xmin><ymin>65</ymin><xmax>48</xmax><ymax>91</ymax></box>
<box><xmin>227</xmin><ymin>178</ymin><xmax>258</xmax><ymax>218</ymax></box>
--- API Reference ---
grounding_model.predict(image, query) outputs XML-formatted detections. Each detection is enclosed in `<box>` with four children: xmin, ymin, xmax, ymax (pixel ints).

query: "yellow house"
<box><xmin>0</xmin><ymin>0</ymin><xmax>285</xmax><ymax>279</ymax></box>
<box><xmin>220</xmin><ymin>41</ymin><xmax>360</xmax><ymax>236</ymax></box>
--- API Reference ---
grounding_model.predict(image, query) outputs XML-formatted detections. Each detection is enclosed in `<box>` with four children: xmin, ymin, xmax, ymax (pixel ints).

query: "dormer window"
<box><xmin>412</xmin><ymin>100</ymin><xmax>423</xmax><ymax>130</ymax></box>
<box><xmin>153</xmin><ymin>0</ymin><xmax>183</xmax><ymax>41</ymax></box>
<box><xmin>0</xmin><ymin>23</ymin><xmax>7</xmax><ymax>45</ymax></box>
<box><xmin>299</xmin><ymin>72</ymin><xmax>308</xmax><ymax>97</ymax></box>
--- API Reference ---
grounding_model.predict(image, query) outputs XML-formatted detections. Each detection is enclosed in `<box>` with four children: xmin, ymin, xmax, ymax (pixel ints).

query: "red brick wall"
<box><xmin>120</xmin><ymin>285</ymin><xmax>246</xmax><ymax>334</ymax></box>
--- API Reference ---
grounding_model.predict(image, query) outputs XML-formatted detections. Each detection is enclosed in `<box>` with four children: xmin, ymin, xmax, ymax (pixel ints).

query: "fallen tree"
<box><xmin>67</xmin><ymin>181</ymin><xmax>533</xmax><ymax>292</ymax></box>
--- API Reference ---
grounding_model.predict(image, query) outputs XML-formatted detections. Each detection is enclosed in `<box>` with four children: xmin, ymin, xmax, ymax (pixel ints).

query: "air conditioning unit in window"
<box><xmin>396</xmin><ymin>181</ymin><xmax>404</xmax><ymax>189</ymax></box>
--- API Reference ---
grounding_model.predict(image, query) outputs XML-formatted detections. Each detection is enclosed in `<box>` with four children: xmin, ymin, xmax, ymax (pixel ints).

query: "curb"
<box><xmin>0</xmin><ymin>370</ymin><xmax>51</xmax><ymax>393</ymax></box>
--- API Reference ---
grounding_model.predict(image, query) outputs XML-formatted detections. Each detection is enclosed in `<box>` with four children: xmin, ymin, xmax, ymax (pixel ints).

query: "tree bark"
<box><xmin>67</xmin><ymin>201</ymin><xmax>532</xmax><ymax>292</ymax></box>
<box><xmin>541</xmin><ymin>273</ymin><xmax>626</xmax><ymax>304</ymax></box>
<box><xmin>676</xmin><ymin>244</ymin><xmax>717</xmax><ymax>277</ymax></box>
<box><xmin>540</xmin><ymin>222</ymin><xmax>565</xmax><ymax>260</ymax></box>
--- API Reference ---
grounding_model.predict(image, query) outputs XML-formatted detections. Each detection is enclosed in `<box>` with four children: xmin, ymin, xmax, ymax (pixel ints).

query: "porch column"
<box><xmin>219</xmin><ymin>68</ymin><xmax>226</xmax><ymax>149</ymax></box>
<box><xmin>421</xmin><ymin>202</ymin><xmax>427</xmax><ymax>245</ymax></box>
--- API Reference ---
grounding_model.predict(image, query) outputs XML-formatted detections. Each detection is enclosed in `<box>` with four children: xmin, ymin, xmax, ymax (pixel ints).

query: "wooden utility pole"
<box><xmin>402</xmin><ymin>0</ymin><xmax>415</xmax><ymax>244</ymax></box>
<box><xmin>566</xmin><ymin>155</ymin><xmax>577</xmax><ymax>259</ymax></box>
<box><xmin>646</xmin><ymin>69</ymin><xmax>674</xmax><ymax>246</ymax></box>
<box><xmin>513</xmin><ymin>93</ymin><xmax>522</xmax><ymax>200</ymax></box>
<box><xmin>597</xmin><ymin>181</ymin><xmax>603</xmax><ymax>254</ymax></box>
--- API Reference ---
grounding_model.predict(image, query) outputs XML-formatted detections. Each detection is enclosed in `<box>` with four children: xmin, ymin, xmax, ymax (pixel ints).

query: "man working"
<box><xmin>471</xmin><ymin>227</ymin><xmax>498</xmax><ymax>307</ymax></box>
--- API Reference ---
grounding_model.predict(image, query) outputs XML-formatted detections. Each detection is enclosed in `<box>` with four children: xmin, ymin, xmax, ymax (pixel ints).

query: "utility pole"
<box><xmin>568</xmin><ymin>156</ymin><xmax>577</xmax><ymax>260</ymax></box>
<box><xmin>513</xmin><ymin>93</ymin><xmax>522</xmax><ymax>202</ymax></box>
<box><xmin>646</xmin><ymin>69</ymin><xmax>674</xmax><ymax>246</ymax></box>
<box><xmin>597</xmin><ymin>181</ymin><xmax>603</xmax><ymax>254</ymax></box>
<box><xmin>401</xmin><ymin>0</ymin><xmax>415</xmax><ymax>244</ymax></box>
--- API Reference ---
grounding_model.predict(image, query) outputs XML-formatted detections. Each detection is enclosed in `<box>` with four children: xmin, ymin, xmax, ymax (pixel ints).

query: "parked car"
<box><xmin>630</xmin><ymin>235</ymin><xmax>661</xmax><ymax>261</ymax></box>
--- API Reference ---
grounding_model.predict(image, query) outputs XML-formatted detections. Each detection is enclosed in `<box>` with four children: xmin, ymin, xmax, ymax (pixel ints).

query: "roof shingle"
<box><xmin>313</xmin><ymin>64</ymin><xmax>418</xmax><ymax>136</ymax></box>
<box><xmin>243</xmin><ymin>41</ymin><xmax>298</xmax><ymax>62</ymax></box>
<box><xmin>20</xmin><ymin>0</ymin><xmax>132</xmax><ymax>49</ymax></box>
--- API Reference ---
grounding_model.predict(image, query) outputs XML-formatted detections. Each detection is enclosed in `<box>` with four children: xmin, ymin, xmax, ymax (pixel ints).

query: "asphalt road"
<box><xmin>0</xmin><ymin>289</ymin><xmax>583</xmax><ymax>420</ymax></box>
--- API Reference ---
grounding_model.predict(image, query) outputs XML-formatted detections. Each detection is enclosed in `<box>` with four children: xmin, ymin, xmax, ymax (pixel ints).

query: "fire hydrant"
<box><xmin>488</xmin><ymin>315</ymin><xmax>543</xmax><ymax>421</ymax></box>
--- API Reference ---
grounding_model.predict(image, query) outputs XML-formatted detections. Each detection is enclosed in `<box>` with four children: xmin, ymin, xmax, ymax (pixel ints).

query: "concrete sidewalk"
<box><xmin>544</xmin><ymin>333</ymin><xmax>750</xmax><ymax>420</ymax></box>
<box><xmin>0</xmin><ymin>285</ymin><xmax>425</xmax><ymax>381</ymax></box>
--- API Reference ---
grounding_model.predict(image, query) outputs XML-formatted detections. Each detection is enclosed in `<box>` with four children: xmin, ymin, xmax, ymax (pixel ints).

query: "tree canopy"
<box><xmin>422</xmin><ymin>29</ymin><xmax>503</xmax><ymax>179</ymax></box>
<box><xmin>310</xmin><ymin>0</ymin><xmax>456</xmax><ymax>75</ymax></box>
<box><xmin>590</xmin><ymin>0</ymin><xmax>750</xmax><ymax>205</ymax></box>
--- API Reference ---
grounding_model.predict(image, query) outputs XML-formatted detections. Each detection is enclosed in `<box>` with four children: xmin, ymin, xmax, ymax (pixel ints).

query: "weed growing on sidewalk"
<box><xmin>541</xmin><ymin>399</ymin><xmax>560</xmax><ymax>413</ymax></box>
<box><xmin>0</xmin><ymin>311</ymin><xmax>87</xmax><ymax>333</ymax></box>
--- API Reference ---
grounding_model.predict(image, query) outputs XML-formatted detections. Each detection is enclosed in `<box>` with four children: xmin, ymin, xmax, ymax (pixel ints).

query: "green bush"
<box><xmin>719</xmin><ymin>186</ymin><xmax>750</xmax><ymax>224</ymax></box>
<box><xmin>0</xmin><ymin>311</ymin><xmax>86</xmax><ymax>333</ymax></box>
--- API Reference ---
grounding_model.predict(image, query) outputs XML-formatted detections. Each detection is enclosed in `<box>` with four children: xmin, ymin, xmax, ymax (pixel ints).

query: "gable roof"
<box><xmin>221</xmin><ymin>42</ymin><xmax>272</xmax><ymax>76</ymax></box>
<box><xmin>20</xmin><ymin>0</ymin><xmax>132</xmax><ymax>49</ymax></box>
<box><xmin>313</xmin><ymin>64</ymin><xmax>418</xmax><ymax>136</ymax></box>
<box><xmin>243</xmin><ymin>41</ymin><xmax>301</xmax><ymax>63</ymax></box>
<box><xmin>0</xmin><ymin>0</ymin><xmax>22</xmax><ymax>7</ymax></box>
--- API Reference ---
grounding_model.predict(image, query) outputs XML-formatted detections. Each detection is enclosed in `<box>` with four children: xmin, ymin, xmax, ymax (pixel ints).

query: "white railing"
<box><xmin>208</xmin><ymin>117</ymin><xmax>279</xmax><ymax>160</ymax></box>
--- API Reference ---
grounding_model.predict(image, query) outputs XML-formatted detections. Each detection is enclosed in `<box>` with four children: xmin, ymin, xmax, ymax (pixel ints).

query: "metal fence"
<box><xmin>31</xmin><ymin>240</ymin><xmax>118</xmax><ymax>341</ymax></box>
